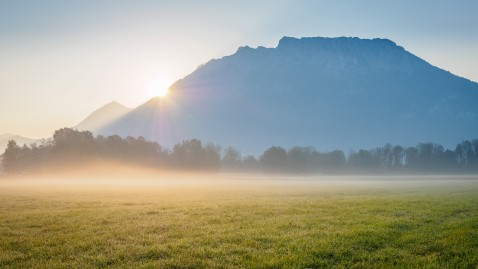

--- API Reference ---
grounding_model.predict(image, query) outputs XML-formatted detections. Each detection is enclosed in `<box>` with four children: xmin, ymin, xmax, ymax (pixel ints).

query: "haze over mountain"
<box><xmin>90</xmin><ymin>37</ymin><xmax>478</xmax><ymax>154</ymax></box>
<box><xmin>0</xmin><ymin>134</ymin><xmax>37</xmax><ymax>152</ymax></box>
<box><xmin>75</xmin><ymin>101</ymin><xmax>131</xmax><ymax>132</ymax></box>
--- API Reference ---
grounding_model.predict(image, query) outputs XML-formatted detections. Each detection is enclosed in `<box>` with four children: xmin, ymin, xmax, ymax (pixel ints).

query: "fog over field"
<box><xmin>1</xmin><ymin>172</ymin><xmax>477</xmax><ymax>268</ymax></box>
<box><xmin>2</xmin><ymin>168</ymin><xmax>477</xmax><ymax>208</ymax></box>
<box><xmin>1</xmin><ymin>160</ymin><xmax>477</xmax><ymax>184</ymax></box>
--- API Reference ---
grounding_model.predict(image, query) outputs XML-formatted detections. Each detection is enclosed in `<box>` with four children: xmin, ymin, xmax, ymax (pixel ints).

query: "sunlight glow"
<box><xmin>148</xmin><ymin>77</ymin><xmax>172</xmax><ymax>98</ymax></box>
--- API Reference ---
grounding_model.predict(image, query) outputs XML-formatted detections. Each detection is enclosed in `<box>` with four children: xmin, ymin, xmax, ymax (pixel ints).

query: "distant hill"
<box><xmin>95</xmin><ymin>97</ymin><xmax>190</xmax><ymax>147</ymax></box>
<box><xmin>74</xmin><ymin>101</ymin><xmax>131</xmax><ymax>132</ymax></box>
<box><xmin>90</xmin><ymin>36</ymin><xmax>478</xmax><ymax>154</ymax></box>
<box><xmin>0</xmin><ymin>134</ymin><xmax>37</xmax><ymax>152</ymax></box>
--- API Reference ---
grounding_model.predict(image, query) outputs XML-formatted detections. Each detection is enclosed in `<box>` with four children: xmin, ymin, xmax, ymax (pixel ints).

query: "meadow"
<box><xmin>0</xmin><ymin>173</ymin><xmax>477</xmax><ymax>268</ymax></box>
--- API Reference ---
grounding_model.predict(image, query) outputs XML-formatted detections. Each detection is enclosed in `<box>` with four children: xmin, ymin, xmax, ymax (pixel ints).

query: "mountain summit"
<box><xmin>75</xmin><ymin>101</ymin><xmax>131</xmax><ymax>132</ymax></box>
<box><xmin>93</xmin><ymin>37</ymin><xmax>478</xmax><ymax>153</ymax></box>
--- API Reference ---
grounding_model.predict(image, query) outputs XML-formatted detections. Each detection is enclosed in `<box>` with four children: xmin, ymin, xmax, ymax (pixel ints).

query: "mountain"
<box><xmin>0</xmin><ymin>134</ymin><xmax>37</xmax><ymax>153</ymax></box>
<box><xmin>94</xmin><ymin>97</ymin><xmax>193</xmax><ymax>147</ymax></box>
<box><xmin>74</xmin><ymin>101</ymin><xmax>131</xmax><ymax>132</ymax></box>
<box><xmin>94</xmin><ymin>37</ymin><xmax>478</xmax><ymax>154</ymax></box>
<box><xmin>0</xmin><ymin>102</ymin><xmax>129</xmax><ymax>153</ymax></box>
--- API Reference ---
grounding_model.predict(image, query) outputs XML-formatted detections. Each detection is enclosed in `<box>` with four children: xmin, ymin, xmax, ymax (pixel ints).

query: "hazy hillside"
<box><xmin>94</xmin><ymin>37</ymin><xmax>478</xmax><ymax>154</ymax></box>
<box><xmin>0</xmin><ymin>134</ymin><xmax>37</xmax><ymax>152</ymax></box>
<box><xmin>75</xmin><ymin>101</ymin><xmax>131</xmax><ymax>132</ymax></box>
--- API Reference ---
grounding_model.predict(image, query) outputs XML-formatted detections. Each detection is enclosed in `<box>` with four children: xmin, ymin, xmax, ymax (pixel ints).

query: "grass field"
<box><xmin>1</xmin><ymin>173</ymin><xmax>477</xmax><ymax>268</ymax></box>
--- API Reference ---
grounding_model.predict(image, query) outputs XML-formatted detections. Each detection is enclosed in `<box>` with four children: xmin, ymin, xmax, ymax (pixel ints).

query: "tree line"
<box><xmin>1</xmin><ymin>128</ymin><xmax>477</xmax><ymax>174</ymax></box>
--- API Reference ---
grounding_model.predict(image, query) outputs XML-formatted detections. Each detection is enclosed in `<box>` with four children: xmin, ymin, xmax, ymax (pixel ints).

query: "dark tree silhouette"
<box><xmin>391</xmin><ymin>145</ymin><xmax>404</xmax><ymax>169</ymax></box>
<box><xmin>287</xmin><ymin>146</ymin><xmax>316</xmax><ymax>174</ymax></box>
<box><xmin>456</xmin><ymin>140</ymin><xmax>478</xmax><ymax>171</ymax></box>
<box><xmin>52</xmin><ymin>128</ymin><xmax>97</xmax><ymax>159</ymax></box>
<box><xmin>348</xmin><ymin>149</ymin><xmax>380</xmax><ymax>171</ymax></box>
<box><xmin>2</xmin><ymin>140</ymin><xmax>21</xmax><ymax>173</ymax></box>
<box><xmin>317</xmin><ymin>150</ymin><xmax>346</xmax><ymax>172</ymax></box>
<box><xmin>1</xmin><ymin>126</ymin><xmax>477</xmax><ymax>175</ymax></box>
<box><xmin>405</xmin><ymin>146</ymin><xmax>419</xmax><ymax>171</ymax></box>
<box><xmin>172</xmin><ymin>139</ymin><xmax>220</xmax><ymax>171</ymax></box>
<box><xmin>260</xmin><ymin>146</ymin><xmax>288</xmax><ymax>173</ymax></box>
<box><xmin>242</xmin><ymin>155</ymin><xmax>259</xmax><ymax>172</ymax></box>
<box><xmin>222</xmin><ymin>146</ymin><xmax>242</xmax><ymax>171</ymax></box>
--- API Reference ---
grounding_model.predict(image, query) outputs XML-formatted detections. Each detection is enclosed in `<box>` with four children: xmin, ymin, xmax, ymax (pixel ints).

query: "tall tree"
<box><xmin>222</xmin><ymin>147</ymin><xmax>242</xmax><ymax>171</ymax></box>
<box><xmin>391</xmin><ymin>145</ymin><xmax>404</xmax><ymax>168</ymax></box>
<box><xmin>2</xmin><ymin>140</ymin><xmax>21</xmax><ymax>173</ymax></box>
<box><xmin>52</xmin><ymin>128</ymin><xmax>96</xmax><ymax>157</ymax></box>
<box><xmin>260</xmin><ymin>146</ymin><xmax>288</xmax><ymax>173</ymax></box>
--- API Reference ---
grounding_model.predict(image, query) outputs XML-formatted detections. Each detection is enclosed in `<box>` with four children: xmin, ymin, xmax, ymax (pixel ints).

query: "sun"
<box><xmin>148</xmin><ymin>77</ymin><xmax>172</xmax><ymax>98</ymax></box>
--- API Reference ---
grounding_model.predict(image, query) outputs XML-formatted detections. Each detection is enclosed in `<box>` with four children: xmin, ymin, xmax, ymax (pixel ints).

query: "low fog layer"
<box><xmin>1</xmin><ymin>164</ymin><xmax>477</xmax><ymax>196</ymax></box>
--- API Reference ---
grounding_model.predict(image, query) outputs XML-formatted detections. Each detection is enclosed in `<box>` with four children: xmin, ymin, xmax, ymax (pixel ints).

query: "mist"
<box><xmin>2</xmin><ymin>158</ymin><xmax>476</xmax><ymax>194</ymax></box>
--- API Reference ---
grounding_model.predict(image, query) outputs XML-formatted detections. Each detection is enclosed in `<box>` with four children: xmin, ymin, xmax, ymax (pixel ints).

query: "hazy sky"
<box><xmin>1</xmin><ymin>0</ymin><xmax>477</xmax><ymax>138</ymax></box>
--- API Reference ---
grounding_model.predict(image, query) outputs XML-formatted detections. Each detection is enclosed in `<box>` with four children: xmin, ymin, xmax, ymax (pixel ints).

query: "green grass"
<box><xmin>0</xmin><ymin>175</ymin><xmax>477</xmax><ymax>268</ymax></box>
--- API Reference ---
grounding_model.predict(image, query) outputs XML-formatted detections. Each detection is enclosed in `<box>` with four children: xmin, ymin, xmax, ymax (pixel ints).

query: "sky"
<box><xmin>0</xmin><ymin>0</ymin><xmax>477</xmax><ymax>138</ymax></box>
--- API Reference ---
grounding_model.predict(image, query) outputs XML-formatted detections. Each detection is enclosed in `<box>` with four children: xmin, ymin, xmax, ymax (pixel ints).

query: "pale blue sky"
<box><xmin>1</xmin><ymin>0</ymin><xmax>477</xmax><ymax>138</ymax></box>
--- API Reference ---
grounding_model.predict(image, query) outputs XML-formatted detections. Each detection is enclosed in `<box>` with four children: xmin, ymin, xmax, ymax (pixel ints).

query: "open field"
<box><xmin>1</xmin><ymin>174</ymin><xmax>477</xmax><ymax>268</ymax></box>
